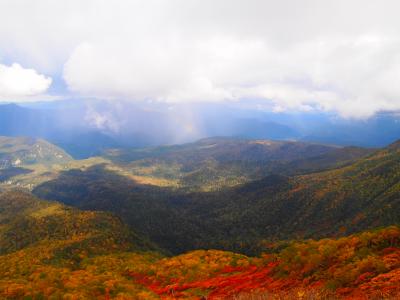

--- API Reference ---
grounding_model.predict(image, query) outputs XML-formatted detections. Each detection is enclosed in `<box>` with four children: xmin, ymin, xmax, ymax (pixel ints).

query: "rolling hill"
<box><xmin>33</xmin><ymin>137</ymin><xmax>378</xmax><ymax>254</ymax></box>
<box><xmin>103</xmin><ymin>137</ymin><xmax>374</xmax><ymax>191</ymax></box>
<box><xmin>161</xmin><ymin>138</ymin><xmax>400</xmax><ymax>251</ymax></box>
<box><xmin>0</xmin><ymin>135</ymin><xmax>373</xmax><ymax>193</ymax></box>
<box><xmin>31</xmin><ymin>138</ymin><xmax>399</xmax><ymax>255</ymax></box>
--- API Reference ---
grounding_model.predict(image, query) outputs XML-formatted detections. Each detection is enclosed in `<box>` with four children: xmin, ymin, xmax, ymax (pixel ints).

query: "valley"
<box><xmin>0</xmin><ymin>135</ymin><xmax>398</xmax><ymax>299</ymax></box>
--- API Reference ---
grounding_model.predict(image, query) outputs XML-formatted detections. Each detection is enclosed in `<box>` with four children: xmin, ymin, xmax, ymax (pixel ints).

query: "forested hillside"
<box><xmin>103</xmin><ymin>137</ymin><xmax>374</xmax><ymax>191</ymax></box>
<box><xmin>0</xmin><ymin>191</ymin><xmax>153</xmax><ymax>255</ymax></box>
<box><xmin>33</xmin><ymin>139</ymin><xmax>400</xmax><ymax>255</ymax></box>
<box><xmin>0</xmin><ymin>193</ymin><xmax>398</xmax><ymax>299</ymax></box>
<box><xmin>0</xmin><ymin>191</ymin><xmax>400</xmax><ymax>299</ymax></box>
<box><xmin>0</xmin><ymin>136</ymin><xmax>399</xmax><ymax>298</ymax></box>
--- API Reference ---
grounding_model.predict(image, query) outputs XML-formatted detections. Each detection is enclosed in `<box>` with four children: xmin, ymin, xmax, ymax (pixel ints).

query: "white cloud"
<box><xmin>2</xmin><ymin>0</ymin><xmax>400</xmax><ymax>117</ymax></box>
<box><xmin>0</xmin><ymin>63</ymin><xmax>52</xmax><ymax>100</ymax></box>
<box><xmin>84</xmin><ymin>104</ymin><xmax>121</xmax><ymax>133</ymax></box>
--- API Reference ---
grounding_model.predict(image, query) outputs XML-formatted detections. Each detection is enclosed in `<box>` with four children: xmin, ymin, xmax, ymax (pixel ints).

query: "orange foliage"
<box><xmin>129</xmin><ymin>227</ymin><xmax>400</xmax><ymax>299</ymax></box>
<box><xmin>0</xmin><ymin>225</ymin><xmax>399</xmax><ymax>299</ymax></box>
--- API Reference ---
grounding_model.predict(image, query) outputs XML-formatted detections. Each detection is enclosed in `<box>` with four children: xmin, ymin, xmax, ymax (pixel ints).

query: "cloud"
<box><xmin>63</xmin><ymin>35</ymin><xmax>400</xmax><ymax>118</ymax></box>
<box><xmin>84</xmin><ymin>103</ymin><xmax>121</xmax><ymax>133</ymax></box>
<box><xmin>2</xmin><ymin>0</ymin><xmax>400</xmax><ymax>117</ymax></box>
<box><xmin>0</xmin><ymin>63</ymin><xmax>52</xmax><ymax>100</ymax></box>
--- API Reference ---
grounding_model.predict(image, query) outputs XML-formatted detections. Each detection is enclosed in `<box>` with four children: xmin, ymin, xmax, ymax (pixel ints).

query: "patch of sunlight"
<box><xmin>30</xmin><ymin>204</ymin><xmax>64</xmax><ymax>218</ymax></box>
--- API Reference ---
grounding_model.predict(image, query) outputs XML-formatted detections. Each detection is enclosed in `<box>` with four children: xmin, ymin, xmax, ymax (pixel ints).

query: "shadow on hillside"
<box><xmin>32</xmin><ymin>164</ymin><xmax>294</xmax><ymax>255</ymax></box>
<box><xmin>32</xmin><ymin>164</ymin><xmax>207</xmax><ymax>254</ymax></box>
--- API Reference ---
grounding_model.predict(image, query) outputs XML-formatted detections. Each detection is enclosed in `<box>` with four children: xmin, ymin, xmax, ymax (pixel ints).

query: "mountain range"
<box><xmin>2</xmin><ymin>102</ymin><xmax>400</xmax><ymax>159</ymax></box>
<box><xmin>0</xmin><ymin>134</ymin><xmax>399</xmax><ymax>298</ymax></box>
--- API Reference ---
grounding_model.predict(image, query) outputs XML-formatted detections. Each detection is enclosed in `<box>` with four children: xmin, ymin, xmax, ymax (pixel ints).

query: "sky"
<box><xmin>1</xmin><ymin>0</ymin><xmax>400</xmax><ymax>118</ymax></box>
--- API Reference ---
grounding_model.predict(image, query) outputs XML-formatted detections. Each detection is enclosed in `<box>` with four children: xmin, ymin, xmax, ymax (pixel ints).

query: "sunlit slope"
<box><xmin>0</xmin><ymin>191</ymin><xmax>154</xmax><ymax>255</ymax></box>
<box><xmin>128</xmin><ymin>226</ymin><xmax>400</xmax><ymax>299</ymax></box>
<box><xmin>261</xmin><ymin>139</ymin><xmax>400</xmax><ymax>238</ymax></box>
<box><xmin>0</xmin><ymin>136</ymin><xmax>148</xmax><ymax>191</ymax></box>
<box><xmin>0</xmin><ymin>136</ymin><xmax>72</xmax><ymax>167</ymax></box>
<box><xmin>0</xmin><ymin>136</ymin><xmax>73</xmax><ymax>190</ymax></box>
<box><xmin>0</xmin><ymin>191</ymin><xmax>160</xmax><ymax>299</ymax></box>
<box><xmin>0</xmin><ymin>135</ymin><xmax>373</xmax><ymax>192</ymax></box>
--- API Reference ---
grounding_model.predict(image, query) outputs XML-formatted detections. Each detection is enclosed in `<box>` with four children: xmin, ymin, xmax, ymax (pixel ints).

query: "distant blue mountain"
<box><xmin>0</xmin><ymin>103</ymin><xmax>120</xmax><ymax>158</ymax></box>
<box><xmin>300</xmin><ymin>113</ymin><xmax>400</xmax><ymax>147</ymax></box>
<box><xmin>0</xmin><ymin>102</ymin><xmax>399</xmax><ymax>158</ymax></box>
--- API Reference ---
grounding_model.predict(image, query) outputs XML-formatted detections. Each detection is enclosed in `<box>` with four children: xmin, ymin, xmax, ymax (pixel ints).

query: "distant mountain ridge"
<box><xmin>2</xmin><ymin>102</ymin><xmax>400</xmax><ymax>159</ymax></box>
<box><xmin>103</xmin><ymin>137</ymin><xmax>374</xmax><ymax>191</ymax></box>
<box><xmin>0</xmin><ymin>104</ymin><xmax>121</xmax><ymax>159</ymax></box>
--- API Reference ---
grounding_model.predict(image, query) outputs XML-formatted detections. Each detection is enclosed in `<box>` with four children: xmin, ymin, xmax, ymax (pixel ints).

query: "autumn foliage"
<box><xmin>129</xmin><ymin>226</ymin><xmax>400</xmax><ymax>299</ymax></box>
<box><xmin>0</xmin><ymin>226</ymin><xmax>399</xmax><ymax>299</ymax></box>
<box><xmin>0</xmin><ymin>191</ymin><xmax>399</xmax><ymax>299</ymax></box>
